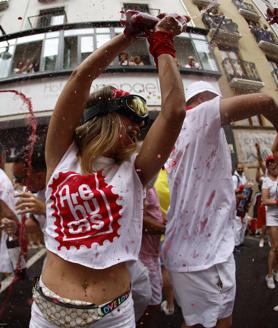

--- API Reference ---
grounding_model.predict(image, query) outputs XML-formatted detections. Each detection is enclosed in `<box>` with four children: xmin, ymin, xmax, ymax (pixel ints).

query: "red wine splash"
<box><xmin>0</xmin><ymin>89</ymin><xmax>37</xmax><ymax>320</ymax></box>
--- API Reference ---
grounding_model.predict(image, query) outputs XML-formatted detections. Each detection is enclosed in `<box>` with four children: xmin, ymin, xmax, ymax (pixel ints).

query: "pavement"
<box><xmin>1</xmin><ymin>237</ymin><xmax>278</xmax><ymax>328</ymax></box>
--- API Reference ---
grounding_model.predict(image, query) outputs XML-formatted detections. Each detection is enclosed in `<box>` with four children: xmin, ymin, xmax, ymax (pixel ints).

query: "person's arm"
<box><xmin>135</xmin><ymin>16</ymin><xmax>186</xmax><ymax>186</ymax></box>
<box><xmin>262</xmin><ymin>188</ymin><xmax>278</xmax><ymax>206</ymax></box>
<box><xmin>255</xmin><ymin>166</ymin><xmax>262</xmax><ymax>185</ymax></box>
<box><xmin>143</xmin><ymin>214</ymin><xmax>166</xmax><ymax>234</ymax></box>
<box><xmin>271</xmin><ymin>133</ymin><xmax>278</xmax><ymax>161</ymax></box>
<box><xmin>255</xmin><ymin>142</ymin><xmax>266</xmax><ymax>175</ymax></box>
<box><xmin>0</xmin><ymin>199</ymin><xmax>19</xmax><ymax>238</ymax></box>
<box><xmin>46</xmin><ymin>33</ymin><xmax>136</xmax><ymax>182</ymax></box>
<box><xmin>220</xmin><ymin>94</ymin><xmax>278</xmax><ymax>131</ymax></box>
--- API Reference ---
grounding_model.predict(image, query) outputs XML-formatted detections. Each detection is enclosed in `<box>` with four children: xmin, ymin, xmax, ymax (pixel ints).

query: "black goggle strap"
<box><xmin>81</xmin><ymin>95</ymin><xmax>148</xmax><ymax>124</ymax></box>
<box><xmin>81</xmin><ymin>101</ymin><xmax>118</xmax><ymax>124</ymax></box>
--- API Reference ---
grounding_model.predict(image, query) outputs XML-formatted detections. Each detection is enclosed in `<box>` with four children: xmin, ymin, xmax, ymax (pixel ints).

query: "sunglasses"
<box><xmin>81</xmin><ymin>95</ymin><xmax>149</xmax><ymax>125</ymax></box>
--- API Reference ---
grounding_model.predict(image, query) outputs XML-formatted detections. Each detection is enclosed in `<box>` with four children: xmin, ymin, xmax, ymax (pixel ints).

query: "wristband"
<box><xmin>147</xmin><ymin>31</ymin><xmax>176</xmax><ymax>66</ymax></box>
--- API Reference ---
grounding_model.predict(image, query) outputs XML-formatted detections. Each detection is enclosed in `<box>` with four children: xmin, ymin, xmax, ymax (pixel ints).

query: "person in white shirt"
<box><xmin>13</xmin><ymin>145</ymin><xmax>46</xmax><ymax>226</ymax></box>
<box><xmin>232</xmin><ymin>162</ymin><xmax>252</xmax><ymax>247</ymax></box>
<box><xmin>29</xmin><ymin>13</ymin><xmax>188</xmax><ymax>328</ymax></box>
<box><xmin>262</xmin><ymin>134</ymin><xmax>278</xmax><ymax>290</ymax></box>
<box><xmin>163</xmin><ymin>80</ymin><xmax>278</xmax><ymax>328</ymax></box>
<box><xmin>232</xmin><ymin>162</ymin><xmax>247</xmax><ymax>190</ymax></box>
<box><xmin>0</xmin><ymin>143</ymin><xmax>23</xmax><ymax>284</ymax></box>
<box><xmin>14</xmin><ymin>143</ymin><xmax>153</xmax><ymax>322</ymax></box>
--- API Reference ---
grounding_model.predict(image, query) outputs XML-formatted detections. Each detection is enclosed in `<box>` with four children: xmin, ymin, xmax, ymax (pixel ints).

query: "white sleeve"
<box><xmin>232</xmin><ymin>176</ymin><xmax>238</xmax><ymax>191</ymax></box>
<box><xmin>262</xmin><ymin>177</ymin><xmax>271</xmax><ymax>190</ymax></box>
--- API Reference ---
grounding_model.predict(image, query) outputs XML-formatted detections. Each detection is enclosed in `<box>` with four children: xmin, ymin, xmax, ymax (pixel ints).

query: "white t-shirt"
<box><xmin>45</xmin><ymin>143</ymin><xmax>144</xmax><ymax>270</ymax></box>
<box><xmin>163</xmin><ymin>96</ymin><xmax>236</xmax><ymax>273</ymax></box>
<box><xmin>0</xmin><ymin>169</ymin><xmax>16</xmax><ymax>273</ymax></box>
<box><xmin>262</xmin><ymin>176</ymin><xmax>278</xmax><ymax>220</ymax></box>
<box><xmin>232</xmin><ymin>172</ymin><xmax>247</xmax><ymax>191</ymax></box>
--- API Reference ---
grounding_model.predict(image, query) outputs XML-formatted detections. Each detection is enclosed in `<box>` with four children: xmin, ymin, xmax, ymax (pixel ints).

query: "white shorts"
<box><xmin>169</xmin><ymin>255</ymin><xmax>236</xmax><ymax>328</ymax></box>
<box><xmin>29</xmin><ymin>292</ymin><xmax>135</xmax><ymax>328</ymax></box>
<box><xmin>266</xmin><ymin>214</ymin><xmax>278</xmax><ymax>227</ymax></box>
<box><xmin>127</xmin><ymin>260</ymin><xmax>152</xmax><ymax>321</ymax></box>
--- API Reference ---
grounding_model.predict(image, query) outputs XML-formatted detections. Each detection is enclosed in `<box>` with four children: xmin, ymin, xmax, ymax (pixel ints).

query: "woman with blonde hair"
<box><xmin>29</xmin><ymin>13</ymin><xmax>187</xmax><ymax>328</ymax></box>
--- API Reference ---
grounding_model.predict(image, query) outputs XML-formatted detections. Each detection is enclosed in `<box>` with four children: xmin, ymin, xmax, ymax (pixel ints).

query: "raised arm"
<box><xmin>220</xmin><ymin>93</ymin><xmax>278</xmax><ymax>131</ymax></box>
<box><xmin>46</xmin><ymin>34</ymin><xmax>136</xmax><ymax>181</ymax></box>
<box><xmin>135</xmin><ymin>16</ymin><xmax>186</xmax><ymax>186</ymax></box>
<box><xmin>255</xmin><ymin>142</ymin><xmax>266</xmax><ymax>177</ymax></box>
<box><xmin>272</xmin><ymin>133</ymin><xmax>278</xmax><ymax>161</ymax></box>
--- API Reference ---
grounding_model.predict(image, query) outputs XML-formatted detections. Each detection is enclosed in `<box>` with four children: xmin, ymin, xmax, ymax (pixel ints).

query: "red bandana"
<box><xmin>111</xmin><ymin>89</ymin><xmax>130</xmax><ymax>99</ymax></box>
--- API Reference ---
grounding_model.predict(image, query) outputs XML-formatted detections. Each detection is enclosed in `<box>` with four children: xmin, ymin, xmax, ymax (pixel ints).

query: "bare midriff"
<box><xmin>41</xmin><ymin>251</ymin><xmax>131</xmax><ymax>305</ymax></box>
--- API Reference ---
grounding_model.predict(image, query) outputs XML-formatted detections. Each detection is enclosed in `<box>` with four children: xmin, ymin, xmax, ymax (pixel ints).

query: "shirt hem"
<box><xmin>165</xmin><ymin>253</ymin><xmax>234</xmax><ymax>273</ymax></box>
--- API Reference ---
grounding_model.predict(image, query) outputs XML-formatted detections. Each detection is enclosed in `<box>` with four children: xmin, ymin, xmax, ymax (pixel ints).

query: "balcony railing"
<box><xmin>250</xmin><ymin>26</ymin><xmax>278</xmax><ymax>59</ymax></box>
<box><xmin>28</xmin><ymin>13</ymin><xmax>68</xmax><ymax>29</ymax></box>
<box><xmin>222</xmin><ymin>57</ymin><xmax>264</xmax><ymax>91</ymax></box>
<box><xmin>272</xmin><ymin>69</ymin><xmax>278</xmax><ymax>87</ymax></box>
<box><xmin>192</xmin><ymin>0</ymin><xmax>219</xmax><ymax>8</ymax></box>
<box><xmin>202</xmin><ymin>13</ymin><xmax>241</xmax><ymax>45</ymax></box>
<box><xmin>232</xmin><ymin>0</ymin><xmax>260</xmax><ymax>22</ymax></box>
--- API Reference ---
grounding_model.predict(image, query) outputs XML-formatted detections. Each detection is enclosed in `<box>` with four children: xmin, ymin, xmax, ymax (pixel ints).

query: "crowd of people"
<box><xmin>0</xmin><ymin>10</ymin><xmax>278</xmax><ymax>328</ymax></box>
<box><xmin>119</xmin><ymin>52</ymin><xmax>145</xmax><ymax>66</ymax></box>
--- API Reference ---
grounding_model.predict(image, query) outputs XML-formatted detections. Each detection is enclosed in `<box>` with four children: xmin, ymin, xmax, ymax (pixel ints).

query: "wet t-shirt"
<box><xmin>262</xmin><ymin>176</ymin><xmax>278</xmax><ymax>220</ymax></box>
<box><xmin>164</xmin><ymin>96</ymin><xmax>236</xmax><ymax>272</ymax></box>
<box><xmin>45</xmin><ymin>143</ymin><xmax>144</xmax><ymax>269</ymax></box>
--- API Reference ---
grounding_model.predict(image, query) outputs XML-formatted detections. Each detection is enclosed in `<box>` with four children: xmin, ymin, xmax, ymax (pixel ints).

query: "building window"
<box><xmin>80</xmin><ymin>36</ymin><xmax>94</xmax><ymax>62</ymax></box>
<box><xmin>174</xmin><ymin>33</ymin><xmax>218</xmax><ymax>71</ymax></box>
<box><xmin>37</xmin><ymin>7</ymin><xmax>66</xmax><ymax>28</ymax></box>
<box><xmin>219</xmin><ymin>48</ymin><xmax>244</xmax><ymax>77</ymax></box>
<box><xmin>268</xmin><ymin>59</ymin><xmax>278</xmax><ymax>86</ymax></box>
<box><xmin>0</xmin><ymin>25</ymin><xmax>219</xmax><ymax>79</ymax></box>
<box><xmin>0</xmin><ymin>43</ymin><xmax>14</xmax><ymax>78</ymax></box>
<box><xmin>63</xmin><ymin>35</ymin><xmax>78</xmax><ymax>69</ymax></box>
<box><xmin>123</xmin><ymin>3</ymin><xmax>149</xmax><ymax>12</ymax></box>
<box><xmin>11</xmin><ymin>35</ymin><xmax>43</xmax><ymax>75</ymax></box>
<box><xmin>42</xmin><ymin>32</ymin><xmax>60</xmax><ymax>71</ymax></box>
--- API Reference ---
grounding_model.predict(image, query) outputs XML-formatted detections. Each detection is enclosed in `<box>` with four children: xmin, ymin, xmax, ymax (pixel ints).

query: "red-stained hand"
<box><xmin>0</xmin><ymin>217</ymin><xmax>18</xmax><ymax>237</ymax></box>
<box><xmin>155</xmin><ymin>14</ymin><xmax>189</xmax><ymax>35</ymax></box>
<box><xmin>121</xmin><ymin>10</ymin><xmax>190</xmax><ymax>37</ymax></box>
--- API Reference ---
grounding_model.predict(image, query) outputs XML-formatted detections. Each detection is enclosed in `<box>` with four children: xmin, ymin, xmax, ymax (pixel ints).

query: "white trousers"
<box><xmin>234</xmin><ymin>215</ymin><xmax>248</xmax><ymax>246</ymax></box>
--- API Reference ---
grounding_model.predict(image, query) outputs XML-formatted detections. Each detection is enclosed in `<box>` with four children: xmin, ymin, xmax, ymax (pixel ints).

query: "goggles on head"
<box><xmin>81</xmin><ymin>94</ymin><xmax>149</xmax><ymax>125</ymax></box>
